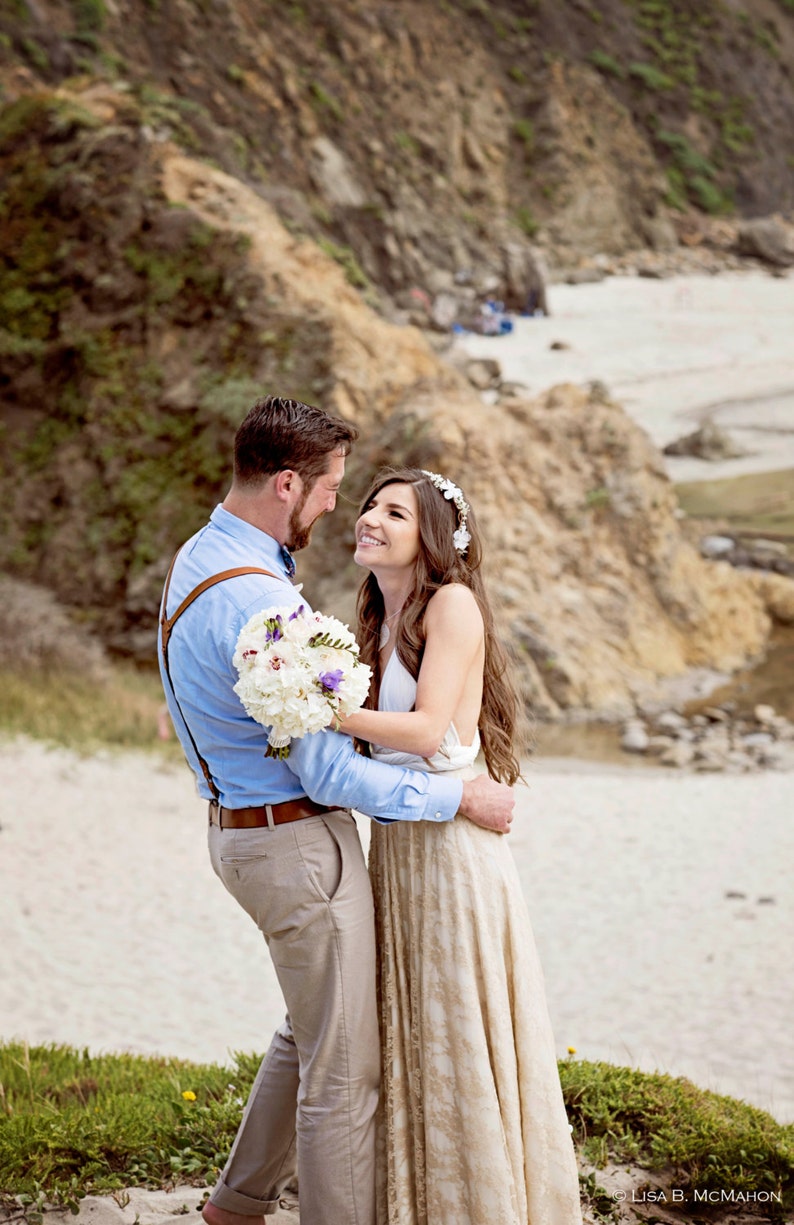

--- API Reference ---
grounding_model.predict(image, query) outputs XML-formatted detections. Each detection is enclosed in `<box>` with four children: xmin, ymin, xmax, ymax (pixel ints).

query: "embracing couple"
<box><xmin>159</xmin><ymin>396</ymin><xmax>581</xmax><ymax>1225</ymax></box>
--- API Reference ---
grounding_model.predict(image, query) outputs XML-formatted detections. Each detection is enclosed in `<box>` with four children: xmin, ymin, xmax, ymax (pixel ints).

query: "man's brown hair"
<box><xmin>234</xmin><ymin>395</ymin><xmax>358</xmax><ymax>489</ymax></box>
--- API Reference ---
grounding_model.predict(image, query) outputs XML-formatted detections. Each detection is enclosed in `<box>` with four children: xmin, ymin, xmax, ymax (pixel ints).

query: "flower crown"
<box><xmin>421</xmin><ymin>470</ymin><xmax>471</xmax><ymax>555</ymax></box>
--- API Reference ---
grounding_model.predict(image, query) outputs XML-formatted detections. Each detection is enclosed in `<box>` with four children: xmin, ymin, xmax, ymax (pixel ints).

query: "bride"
<box><xmin>339</xmin><ymin>467</ymin><xmax>583</xmax><ymax>1225</ymax></box>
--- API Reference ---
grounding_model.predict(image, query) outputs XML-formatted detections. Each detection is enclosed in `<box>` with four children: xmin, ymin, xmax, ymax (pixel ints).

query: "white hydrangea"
<box><xmin>232</xmin><ymin>604</ymin><xmax>372</xmax><ymax>757</ymax></box>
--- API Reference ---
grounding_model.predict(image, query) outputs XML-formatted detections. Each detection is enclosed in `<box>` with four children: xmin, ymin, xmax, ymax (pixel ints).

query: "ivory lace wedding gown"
<box><xmin>368</xmin><ymin>651</ymin><xmax>583</xmax><ymax>1225</ymax></box>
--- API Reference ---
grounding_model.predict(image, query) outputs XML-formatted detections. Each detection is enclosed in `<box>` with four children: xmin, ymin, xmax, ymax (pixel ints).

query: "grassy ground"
<box><xmin>675</xmin><ymin>467</ymin><xmax>794</xmax><ymax>542</ymax></box>
<box><xmin>0</xmin><ymin>665</ymin><xmax>181</xmax><ymax>759</ymax></box>
<box><xmin>0</xmin><ymin>1044</ymin><xmax>791</xmax><ymax>1218</ymax></box>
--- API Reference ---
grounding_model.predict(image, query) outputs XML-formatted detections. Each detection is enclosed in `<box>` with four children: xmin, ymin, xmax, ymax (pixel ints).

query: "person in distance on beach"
<box><xmin>158</xmin><ymin>395</ymin><xmax>515</xmax><ymax>1225</ymax></box>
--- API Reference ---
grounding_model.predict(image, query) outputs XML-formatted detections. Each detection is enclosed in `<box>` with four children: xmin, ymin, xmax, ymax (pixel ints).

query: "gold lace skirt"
<box><xmin>369</xmin><ymin>790</ymin><xmax>583</xmax><ymax>1225</ymax></box>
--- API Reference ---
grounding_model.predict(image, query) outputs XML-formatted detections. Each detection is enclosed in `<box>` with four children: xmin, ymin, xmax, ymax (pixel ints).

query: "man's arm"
<box><xmin>286</xmin><ymin>729</ymin><xmax>513</xmax><ymax>833</ymax></box>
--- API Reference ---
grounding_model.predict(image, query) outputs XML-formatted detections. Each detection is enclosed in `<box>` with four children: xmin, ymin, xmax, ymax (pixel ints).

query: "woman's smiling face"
<box><xmin>354</xmin><ymin>482</ymin><xmax>421</xmax><ymax>574</ymax></box>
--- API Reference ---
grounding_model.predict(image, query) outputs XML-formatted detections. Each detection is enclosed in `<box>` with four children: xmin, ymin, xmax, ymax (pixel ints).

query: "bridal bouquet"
<box><xmin>233</xmin><ymin>604</ymin><xmax>372</xmax><ymax>758</ymax></box>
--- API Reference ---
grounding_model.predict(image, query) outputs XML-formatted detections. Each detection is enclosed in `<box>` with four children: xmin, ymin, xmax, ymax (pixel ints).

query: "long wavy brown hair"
<box><xmin>356</xmin><ymin>467</ymin><xmax>524</xmax><ymax>785</ymax></box>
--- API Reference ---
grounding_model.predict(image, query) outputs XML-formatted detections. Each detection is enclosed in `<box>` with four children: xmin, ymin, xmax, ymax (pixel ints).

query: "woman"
<box><xmin>340</xmin><ymin>467</ymin><xmax>582</xmax><ymax>1225</ymax></box>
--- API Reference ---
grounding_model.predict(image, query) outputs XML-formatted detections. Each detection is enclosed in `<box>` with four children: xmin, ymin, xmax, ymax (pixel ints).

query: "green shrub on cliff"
<box><xmin>656</xmin><ymin>128</ymin><xmax>733</xmax><ymax>214</ymax></box>
<box><xmin>0</xmin><ymin>90</ymin><xmax>331</xmax><ymax>655</ymax></box>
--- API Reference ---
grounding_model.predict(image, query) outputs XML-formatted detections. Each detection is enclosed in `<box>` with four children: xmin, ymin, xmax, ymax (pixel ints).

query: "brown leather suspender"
<box><xmin>159</xmin><ymin>550</ymin><xmax>278</xmax><ymax>798</ymax></box>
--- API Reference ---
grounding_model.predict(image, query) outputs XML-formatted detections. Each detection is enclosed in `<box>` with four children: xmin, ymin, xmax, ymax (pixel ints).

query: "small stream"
<box><xmin>533</xmin><ymin>625</ymin><xmax>794</xmax><ymax>764</ymax></box>
<box><xmin>688</xmin><ymin>624</ymin><xmax>794</xmax><ymax>721</ymax></box>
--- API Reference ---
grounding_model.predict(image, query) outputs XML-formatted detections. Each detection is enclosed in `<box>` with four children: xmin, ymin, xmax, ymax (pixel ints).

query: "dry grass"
<box><xmin>0</xmin><ymin>575</ymin><xmax>180</xmax><ymax>755</ymax></box>
<box><xmin>0</xmin><ymin>663</ymin><xmax>179</xmax><ymax>756</ymax></box>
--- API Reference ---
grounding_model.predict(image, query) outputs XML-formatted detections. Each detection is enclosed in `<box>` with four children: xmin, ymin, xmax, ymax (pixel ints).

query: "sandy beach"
<box><xmin>1</xmin><ymin>737</ymin><xmax>791</xmax><ymax>1125</ymax></box>
<box><xmin>456</xmin><ymin>270</ymin><xmax>794</xmax><ymax>484</ymax></box>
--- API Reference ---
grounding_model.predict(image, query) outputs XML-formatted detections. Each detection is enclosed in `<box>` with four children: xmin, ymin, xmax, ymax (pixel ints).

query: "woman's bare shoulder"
<box><xmin>425</xmin><ymin>583</ymin><xmax>482</xmax><ymax>628</ymax></box>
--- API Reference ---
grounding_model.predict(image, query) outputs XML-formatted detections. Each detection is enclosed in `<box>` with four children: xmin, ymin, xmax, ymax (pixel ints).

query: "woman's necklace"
<box><xmin>379</xmin><ymin>610</ymin><xmax>401</xmax><ymax>650</ymax></box>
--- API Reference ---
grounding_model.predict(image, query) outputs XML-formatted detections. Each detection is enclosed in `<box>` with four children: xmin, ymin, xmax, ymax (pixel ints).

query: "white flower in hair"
<box><xmin>421</xmin><ymin>469</ymin><xmax>471</xmax><ymax>555</ymax></box>
<box><xmin>453</xmin><ymin>525</ymin><xmax>472</xmax><ymax>553</ymax></box>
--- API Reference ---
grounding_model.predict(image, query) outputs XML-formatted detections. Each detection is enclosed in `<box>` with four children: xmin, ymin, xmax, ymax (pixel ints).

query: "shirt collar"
<box><xmin>209</xmin><ymin>504</ymin><xmax>295</xmax><ymax>581</ymax></box>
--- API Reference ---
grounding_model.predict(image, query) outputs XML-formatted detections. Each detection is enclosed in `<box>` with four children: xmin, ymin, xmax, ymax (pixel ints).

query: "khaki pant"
<box><xmin>207</xmin><ymin>810</ymin><xmax>379</xmax><ymax>1225</ymax></box>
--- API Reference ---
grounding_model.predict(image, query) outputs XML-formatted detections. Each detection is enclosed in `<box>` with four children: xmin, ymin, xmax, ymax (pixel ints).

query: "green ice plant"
<box><xmin>1</xmin><ymin>1045</ymin><xmax>791</xmax><ymax>1216</ymax></box>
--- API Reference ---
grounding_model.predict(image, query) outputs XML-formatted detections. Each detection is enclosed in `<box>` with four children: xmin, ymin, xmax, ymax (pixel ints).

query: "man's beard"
<box><xmin>286</xmin><ymin>494</ymin><xmax>321</xmax><ymax>552</ymax></box>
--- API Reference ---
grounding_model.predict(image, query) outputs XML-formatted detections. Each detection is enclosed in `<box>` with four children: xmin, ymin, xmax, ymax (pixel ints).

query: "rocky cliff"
<box><xmin>0</xmin><ymin>84</ymin><xmax>781</xmax><ymax>718</ymax></box>
<box><xmin>2</xmin><ymin>0</ymin><xmax>794</xmax><ymax>296</ymax></box>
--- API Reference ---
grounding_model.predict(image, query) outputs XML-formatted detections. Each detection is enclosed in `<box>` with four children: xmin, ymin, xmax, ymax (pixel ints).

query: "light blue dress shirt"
<box><xmin>158</xmin><ymin>506</ymin><xmax>462</xmax><ymax>823</ymax></box>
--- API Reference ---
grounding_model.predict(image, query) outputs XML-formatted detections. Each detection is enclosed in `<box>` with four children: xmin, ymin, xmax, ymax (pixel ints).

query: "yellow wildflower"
<box><xmin>567</xmin><ymin>1046</ymin><xmax>577</xmax><ymax>1056</ymax></box>
<box><xmin>182</xmin><ymin>1090</ymin><xmax>197</xmax><ymax>1101</ymax></box>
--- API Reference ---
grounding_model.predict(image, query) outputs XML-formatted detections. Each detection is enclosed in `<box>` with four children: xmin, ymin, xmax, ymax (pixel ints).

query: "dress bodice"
<box><xmin>370</xmin><ymin>650</ymin><xmax>480</xmax><ymax>774</ymax></box>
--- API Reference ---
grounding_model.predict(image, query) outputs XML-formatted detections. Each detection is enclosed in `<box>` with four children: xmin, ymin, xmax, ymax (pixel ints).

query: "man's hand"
<box><xmin>458</xmin><ymin>775</ymin><xmax>514</xmax><ymax>834</ymax></box>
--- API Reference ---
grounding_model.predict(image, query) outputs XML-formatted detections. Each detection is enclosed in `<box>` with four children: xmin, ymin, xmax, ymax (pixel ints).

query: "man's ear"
<box><xmin>273</xmin><ymin>469</ymin><xmax>300</xmax><ymax>501</ymax></box>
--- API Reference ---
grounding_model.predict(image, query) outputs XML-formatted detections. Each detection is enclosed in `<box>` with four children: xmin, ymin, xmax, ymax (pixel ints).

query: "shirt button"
<box><xmin>434</xmin><ymin>811</ymin><xmax>442</xmax><ymax>820</ymax></box>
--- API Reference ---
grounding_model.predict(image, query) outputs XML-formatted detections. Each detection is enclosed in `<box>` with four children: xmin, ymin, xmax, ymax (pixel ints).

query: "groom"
<box><xmin>158</xmin><ymin>395</ymin><xmax>514</xmax><ymax>1225</ymax></box>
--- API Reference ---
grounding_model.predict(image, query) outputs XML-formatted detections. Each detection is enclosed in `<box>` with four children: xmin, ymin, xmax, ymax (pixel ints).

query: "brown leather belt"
<box><xmin>209</xmin><ymin>797</ymin><xmax>332</xmax><ymax>829</ymax></box>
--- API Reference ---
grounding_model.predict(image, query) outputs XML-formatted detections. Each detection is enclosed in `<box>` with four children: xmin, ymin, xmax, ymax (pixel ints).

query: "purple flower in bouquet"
<box><xmin>318</xmin><ymin>669</ymin><xmax>344</xmax><ymax>695</ymax></box>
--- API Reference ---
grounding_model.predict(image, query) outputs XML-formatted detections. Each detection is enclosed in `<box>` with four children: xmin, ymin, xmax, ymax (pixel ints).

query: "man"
<box><xmin>159</xmin><ymin>395</ymin><xmax>514</xmax><ymax>1225</ymax></box>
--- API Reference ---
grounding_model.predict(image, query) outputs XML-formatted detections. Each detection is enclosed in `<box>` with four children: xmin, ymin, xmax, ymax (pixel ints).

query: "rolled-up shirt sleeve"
<box><xmin>286</xmin><ymin>728</ymin><xmax>462</xmax><ymax>823</ymax></box>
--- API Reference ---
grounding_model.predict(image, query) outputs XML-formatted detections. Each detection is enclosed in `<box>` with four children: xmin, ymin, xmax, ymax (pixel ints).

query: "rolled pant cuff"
<box><xmin>210</xmin><ymin>1178</ymin><xmax>281</xmax><ymax>1216</ymax></box>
